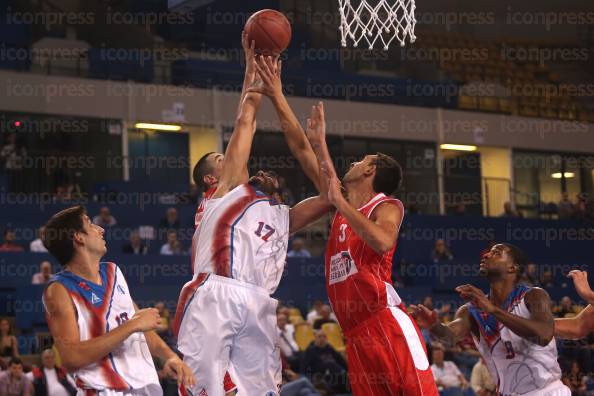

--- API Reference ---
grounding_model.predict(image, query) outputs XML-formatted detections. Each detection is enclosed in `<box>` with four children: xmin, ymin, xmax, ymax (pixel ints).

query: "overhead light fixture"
<box><xmin>135</xmin><ymin>122</ymin><xmax>181</xmax><ymax>131</ymax></box>
<box><xmin>551</xmin><ymin>172</ymin><xmax>575</xmax><ymax>179</ymax></box>
<box><xmin>440</xmin><ymin>144</ymin><xmax>477</xmax><ymax>152</ymax></box>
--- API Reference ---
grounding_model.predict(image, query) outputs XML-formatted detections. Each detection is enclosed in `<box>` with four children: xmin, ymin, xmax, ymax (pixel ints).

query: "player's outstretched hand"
<box><xmin>455</xmin><ymin>285</ymin><xmax>496</xmax><ymax>313</ymax></box>
<box><xmin>568</xmin><ymin>270</ymin><xmax>594</xmax><ymax>304</ymax></box>
<box><xmin>409</xmin><ymin>304</ymin><xmax>438</xmax><ymax>329</ymax></box>
<box><xmin>247</xmin><ymin>55</ymin><xmax>282</xmax><ymax>98</ymax></box>
<box><xmin>163</xmin><ymin>356</ymin><xmax>196</xmax><ymax>388</ymax></box>
<box><xmin>130</xmin><ymin>308</ymin><xmax>161</xmax><ymax>332</ymax></box>
<box><xmin>241</xmin><ymin>30</ymin><xmax>257</xmax><ymax>84</ymax></box>
<box><xmin>305</xmin><ymin>102</ymin><xmax>326</xmax><ymax>145</ymax></box>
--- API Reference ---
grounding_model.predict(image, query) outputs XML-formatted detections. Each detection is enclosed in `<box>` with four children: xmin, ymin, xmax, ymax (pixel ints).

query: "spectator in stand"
<box><xmin>501</xmin><ymin>201</ymin><xmax>522</xmax><ymax>218</ymax></box>
<box><xmin>520</xmin><ymin>262</ymin><xmax>539</xmax><ymax>286</ymax></box>
<box><xmin>0</xmin><ymin>319</ymin><xmax>19</xmax><ymax>360</ymax></box>
<box><xmin>29</xmin><ymin>227</ymin><xmax>48</xmax><ymax>253</ymax></box>
<box><xmin>31</xmin><ymin>261</ymin><xmax>53</xmax><ymax>285</ymax></box>
<box><xmin>454</xmin><ymin>202</ymin><xmax>467</xmax><ymax>216</ymax></box>
<box><xmin>302</xmin><ymin>330</ymin><xmax>348</xmax><ymax>394</ymax></box>
<box><xmin>431</xmin><ymin>239</ymin><xmax>454</xmax><ymax>262</ymax></box>
<box><xmin>574</xmin><ymin>193</ymin><xmax>588</xmax><ymax>220</ymax></box>
<box><xmin>562</xmin><ymin>361</ymin><xmax>587</xmax><ymax>396</ymax></box>
<box><xmin>0</xmin><ymin>132</ymin><xmax>26</xmax><ymax>192</ymax></box>
<box><xmin>312</xmin><ymin>305</ymin><xmax>337</xmax><ymax>330</ymax></box>
<box><xmin>555</xmin><ymin>296</ymin><xmax>576</xmax><ymax>318</ymax></box>
<box><xmin>470</xmin><ymin>357</ymin><xmax>496</xmax><ymax>396</ymax></box>
<box><xmin>277</xmin><ymin>313</ymin><xmax>300</xmax><ymax>370</ymax></box>
<box><xmin>0</xmin><ymin>230</ymin><xmax>24</xmax><ymax>252</ymax></box>
<box><xmin>558</xmin><ymin>192</ymin><xmax>574</xmax><ymax>219</ymax></box>
<box><xmin>540</xmin><ymin>270</ymin><xmax>555</xmax><ymax>288</ymax></box>
<box><xmin>0</xmin><ymin>358</ymin><xmax>32</xmax><ymax>396</ymax></box>
<box><xmin>280</xmin><ymin>352</ymin><xmax>320</xmax><ymax>396</ymax></box>
<box><xmin>160</xmin><ymin>231</ymin><xmax>185</xmax><ymax>255</ymax></box>
<box><xmin>158</xmin><ymin>208</ymin><xmax>181</xmax><ymax>234</ymax></box>
<box><xmin>287</xmin><ymin>238</ymin><xmax>311</xmax><ymax>258</ymax></box>
<box><xmin>32</xmin><ymin>349</ymin><xmax>76</xmax><ymax>396</ymax></box>
<box><xmin>306</xmin><ymin>301</ymin><xmax>324</xmax><ymax>325</ymax></box>
<box><xmin>121</xmin><ymin>231</ymin><xmax>148</xmax><ymax>255</ymax></box>
<box><xmin>430</xmin><ymin>343</ymin><xmax>469</xmax><ymax>396</ymax></box>
<box><xmin>92</xmin><ymin>207</ymin><xmax>117</xmax><ymax>228</ymax></box>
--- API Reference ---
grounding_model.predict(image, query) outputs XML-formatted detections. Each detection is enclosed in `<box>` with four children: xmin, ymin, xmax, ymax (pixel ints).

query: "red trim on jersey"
<box><xmin>172</xmin><ymin>273</ymin><xmax>209</xmax><ymax>336</ymax></box>
<box><xmin>210</xmin><ymin>185</ymin><xmax>257</xmax><ymax>277</ymax></box>
<box><xmin>192</xmin><ymin>187</ymin><xmax>218</xmax><ymax>275</ymax></box>
<box><xmin>67</xmin><ymin>263</ymin><xmax>129</xmax><ymax>391</ymax></box>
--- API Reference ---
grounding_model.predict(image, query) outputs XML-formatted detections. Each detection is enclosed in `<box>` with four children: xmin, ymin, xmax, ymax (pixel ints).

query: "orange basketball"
<box><xmin>245</xmin><ymin>9</ymin><xmax>292</xmax><ymax>56</ymax></box>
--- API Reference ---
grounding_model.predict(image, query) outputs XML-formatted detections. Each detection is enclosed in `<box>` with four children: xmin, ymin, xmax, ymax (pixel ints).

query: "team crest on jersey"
<box><xmin>91</xmin><ymin>292</ymin><xmax>102</xmax><ymax>305</ymax></box>
<box><xmin>328</xmin><ymin>250</ymin><xmax>358</xmax><ymax>285</ymax></box>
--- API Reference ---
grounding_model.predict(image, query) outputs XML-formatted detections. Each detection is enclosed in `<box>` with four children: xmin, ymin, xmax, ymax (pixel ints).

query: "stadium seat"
<box><xmin>294</xmin><ymin>323</ymin><xmax>315</xmax><ymax>351</ymax></box>
<box><xmin>289</xmin><ymin>316</ymin><xmax>304</xmax><ymax>325</ymax></box>
<box><xmin>288</xmin><ymin>308</ymin><xmax>302</xmax><ymax>318</ymax></box>
<box><xmin>322</xmin><ymin>323</ymin><xmax>346</xmax><ymax>353</ymax></box>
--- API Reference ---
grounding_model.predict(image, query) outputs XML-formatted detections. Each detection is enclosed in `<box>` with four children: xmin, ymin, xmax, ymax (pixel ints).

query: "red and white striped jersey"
<box><xmin>43</xmin><ymin>262</ymin><xmax>161</xmax><ymax>394</ymax></box>
<box><xmin>193</xmin><ymin>183</ymin><xmax>290</xmax><ymax>294</ymax></box>
<box><xmin>191</xmin><ymin>187</ymin><xmax>217</xmax><ymax>274</ymax></box>
<box><xmin>325</xmin><ymin>193</ymin><xmax>404</xmax><ymax>332</ymax></box>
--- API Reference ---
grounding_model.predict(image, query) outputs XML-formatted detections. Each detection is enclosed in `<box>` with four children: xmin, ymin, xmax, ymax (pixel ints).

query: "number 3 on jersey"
<box><xmin>255</xmin><ymin>222</ymin><xmax>276</xmax><ymax>241</ymax></box>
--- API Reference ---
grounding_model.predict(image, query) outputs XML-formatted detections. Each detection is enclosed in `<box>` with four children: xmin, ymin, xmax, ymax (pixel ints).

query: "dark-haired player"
<box><xmin>41</xmin><ymin>206</ymin><xmax>195</xmax><ymax>395</ymax></box>
<box><xmin>306</xmin><ymin>103</ymin><xmax>438</xmax><ymax>395</ymax></box>
<box><xmin>175</xmin><ymin>52</ymin><xmax>331</xmax><ymax>394</ymax></box>
<box><xmin>174</xmin><ymin>35</ymin><xmax>322</xmax><ymax>396</ymax></box>
<box><xmin>411</xmin><ymin>243</ymin><xmax>570</xmax><ymax>396</ymax></box>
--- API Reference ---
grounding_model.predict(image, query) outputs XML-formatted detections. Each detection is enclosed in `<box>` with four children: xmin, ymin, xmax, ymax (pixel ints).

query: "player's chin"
<box><xmin>478</xmin><ymin>267</ymin><xmax>488</xmax><ymax>277</ymax></box>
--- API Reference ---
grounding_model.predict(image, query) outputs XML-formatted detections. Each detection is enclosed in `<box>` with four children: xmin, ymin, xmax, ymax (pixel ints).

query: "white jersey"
<box><xmin>193</xmin><ymin>183</ymin><xmax>290</xmax><ymax>294</ymax></box>
<box><xmin>44</xmin><ymin>262</ymin><xmax>161</xmax><ymax>395</ymax></box>
<box><xmin>191</xmin><ymin>187</ymin><xmax>217</xmax><ymax>275</ymax></box>
<box><xmin>469</xmin><ymin>285</ymin><xmax>568</xmax><ymax>396</ymax></box>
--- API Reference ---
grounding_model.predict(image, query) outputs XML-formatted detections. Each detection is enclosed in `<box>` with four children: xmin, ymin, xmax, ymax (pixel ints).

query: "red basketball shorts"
<box><xmin>344</xmin><ymin>306</ymin><xmax>439</xmax><ymax>396</ymax></box>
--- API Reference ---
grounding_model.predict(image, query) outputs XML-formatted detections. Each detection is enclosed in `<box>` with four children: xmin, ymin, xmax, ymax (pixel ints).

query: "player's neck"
<box><xmin>489</xmin><ymin>279</ymin><xmax>517</xmax><ymax>306</ymax></box>
<box><xmin>345</xmin><ymin>184</ymin><xmax>376</xmax><ymax>209</ymax></box>
<box><xmin>66</xmin><ymin>254</ymin><xmax>102</xmax><ymax>285</ymax></box>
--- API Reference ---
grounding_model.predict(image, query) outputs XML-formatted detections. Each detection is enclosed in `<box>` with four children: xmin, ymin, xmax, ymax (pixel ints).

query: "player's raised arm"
<box><xmin>410</xmin><ymin>303</ymin><xmax>474</xmax><ymax>347</ymax></box>
<box><xmin>249</xmin><ymin>56</ymin><xmax>321</xmax><ymax>190</ymax></box>
<box><xmin>456</xmin><ymin>285</ymin><xmax>555</xmax><ymax>346</ymax></box>
<box><xmin>555</xmin><ymin>305</ymin><xmax>594</xmax><ymax>340</ymax></box>
<box><xmin>44</xmin><ymin>283</ymin><xmax>160</xmax><ymax>371</ymax></box>
<box><xmin>213</xmin><ymin>61</ymin><xmax>263</xmax><ymax>198</ymax></box>
<box><xmin>288</xmin><ymin>103</ymin><xmax>333</xmax><ymax>233</ymax></box>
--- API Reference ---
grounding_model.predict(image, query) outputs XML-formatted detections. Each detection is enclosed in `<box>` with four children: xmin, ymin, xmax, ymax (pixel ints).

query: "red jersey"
<box><xmin>325</xmin><ymin>193</ymin><xmax>404</xmax><ymax>332</ymax></box>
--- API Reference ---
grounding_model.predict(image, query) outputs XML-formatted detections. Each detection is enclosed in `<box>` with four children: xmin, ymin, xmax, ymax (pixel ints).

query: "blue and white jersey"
<box><xmin>193</xmin><ymin>183</ymin><xmax>290</xmax><ymax>294</ymax></box>
<box><xmin>469</xmin><ymin>285</ymin><xmax>565</xmax><ymax>396</ymax></box>
<box><xmin>43</xmin><ymin>262</ymin><xmax>161</xmax><ymax>394</ymax></box>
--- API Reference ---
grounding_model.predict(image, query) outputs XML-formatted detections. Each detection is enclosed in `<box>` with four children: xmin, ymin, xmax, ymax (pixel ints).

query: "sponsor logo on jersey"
<box><xmin>265</xmin><ymin>391</ymin><xmax>277</xmax><ymax>396</ymax></box>
<box><xmin>198</xmin><ymin>389</ymin><xmax>208</xmax><ymax>396</ymax></box>
<box><xmin>117</xmin><ymin>284</ymin><xmax>125</xmax><ymax>295</ymax></box>
<box><xmin>328</xmin><ymin>250</ymin><xmax>358</xmax><ymax>285</ymax></box>
<box><xmin>91</xmin><ymin>292</ymin><xmax>102</xmax><ymax>305</ymax></box>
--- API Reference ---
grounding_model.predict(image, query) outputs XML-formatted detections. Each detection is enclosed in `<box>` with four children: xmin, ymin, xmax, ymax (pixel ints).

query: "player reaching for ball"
<box><xmin>305</xmin><ymin>102</ymin><xmax>438</xmax><ymax>395</ymax></box>
<box><xmin>175</xmin><ymin>53</ymin><xmax>331</xmax><ymax>396</ymax></box>
<box><xmin>411</xmin><ymin>243</ymin><xmax>571</xmax><ymax>396</ymax></box>
<box><xmin>173</xmin><ymin>32</ymin><xmax>322</xmax><ymax>396</ymax></box>
<box><xmin>554</xmin><ymin>270</ymin><xmax>594</xmax><ymax>339</ymax></box>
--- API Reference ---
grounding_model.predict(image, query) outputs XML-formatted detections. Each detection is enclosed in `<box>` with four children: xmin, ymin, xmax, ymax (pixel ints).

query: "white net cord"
<box><xmin>338</xmin><ymin>0</ymin><xmax>416</xmax><ymax>50</ymax></box>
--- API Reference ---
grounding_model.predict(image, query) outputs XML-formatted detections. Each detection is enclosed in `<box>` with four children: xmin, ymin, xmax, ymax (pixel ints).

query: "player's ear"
<box><xmin>364</xmin><ymin>162</ymin><xmax>376</xmax><ymax>177</ymax></box>
<box><xmin>204</xmin><ymin>174</ymin><xmax>215</xmax><ymax>186</ymax></box>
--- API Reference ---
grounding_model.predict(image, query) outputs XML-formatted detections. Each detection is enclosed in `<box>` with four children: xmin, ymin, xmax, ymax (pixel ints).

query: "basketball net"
<box><xmin>338</xmin><ymin>0</ymin><xmax>416</xmax><ymax>50</ymax></box>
